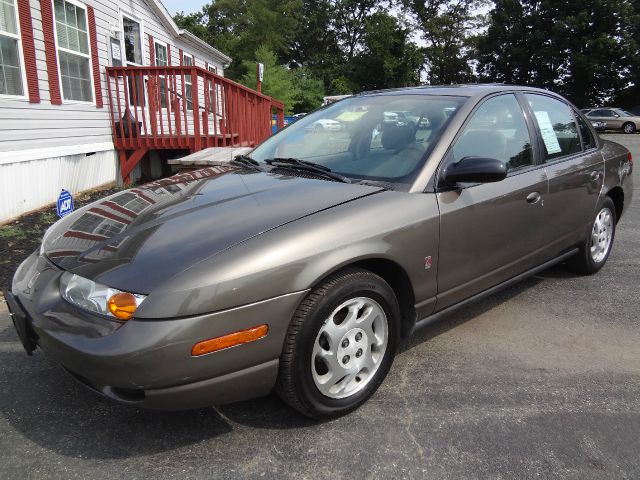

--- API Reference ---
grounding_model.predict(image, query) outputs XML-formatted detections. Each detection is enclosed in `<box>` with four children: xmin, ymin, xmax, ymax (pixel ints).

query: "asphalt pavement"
<box><xmin>1</xmin><ymin>134</ymin><xmax>639</xmax><ymax>479</ymax></box>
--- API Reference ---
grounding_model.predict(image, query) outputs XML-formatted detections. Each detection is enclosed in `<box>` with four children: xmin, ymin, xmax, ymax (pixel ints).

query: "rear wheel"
<box><xmin>567</xmin><ymin>197</ymin><xmax>616</xmax><ymax>275</ymax></box>
<box><xmin>276</xmin><ymin>268</ymin><xmax>400</xmax><ymax>419</ymax></box>
<box><xmin>623</xmin><ymin>122</ymin><xmax>636</xmax><ymax>134</ymax></box>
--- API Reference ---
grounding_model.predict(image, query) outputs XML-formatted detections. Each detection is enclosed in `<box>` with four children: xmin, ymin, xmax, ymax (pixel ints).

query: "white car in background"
<box><xmin>308</xmin><ymin>119</ymin><xmax>342</xmax><ymax>132</ymax></box>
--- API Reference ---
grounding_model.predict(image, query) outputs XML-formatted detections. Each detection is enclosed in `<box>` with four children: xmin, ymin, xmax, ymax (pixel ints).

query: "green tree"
<box><xmin>350</xmin><ymin>11</ymin><xmax>423</xmax><ymax>90</ymax></box>
<box><xmin>477</xmin><ymin>0</ymin><xmax>635</xmax><ymax>107</ymax></box>
<box><xmin>291</xmin><ymin>68</ymin><xmax>326</xmax><ymax>112</ymax></box>
<box><xmin>403</xmin><ymin>0</ymin><xmax>487</xmax><ymax>84</ymax></box>
<box><xmin>176</xmin><ymin>0</ymin><xmax>302</xmax><ymax>80</ymax></box>
<box><xmin>240</xmin><ymin>46</ymin><xmax>298</xmax><ymax>113</ymax></box>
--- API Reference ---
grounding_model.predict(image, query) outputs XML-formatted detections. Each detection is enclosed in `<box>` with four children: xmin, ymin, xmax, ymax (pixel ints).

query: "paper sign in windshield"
<box><xmin>534</xmin><ymin>111</ymin><xmax>561</xmax><ymax>154</ymax></box>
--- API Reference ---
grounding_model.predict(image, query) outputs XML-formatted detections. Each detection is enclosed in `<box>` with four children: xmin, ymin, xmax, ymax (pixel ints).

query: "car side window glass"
<box><xmin>575</xmin><ymin>113</ymin><xmax>595</xmax><ymax>150</ymax></box>
<box><xmin>452</xmin><ymin>94</ymin><xmax>533</xmax><ymax>171</ymax></box>
<box><xmin>524</xmin><ymin>94</ymin><xmax>581</xmax><ymax>161</ymax></box>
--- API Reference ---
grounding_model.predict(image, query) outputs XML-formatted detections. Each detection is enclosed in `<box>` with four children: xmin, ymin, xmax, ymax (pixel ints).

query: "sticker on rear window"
<box><xmin>534</xmin><ymin>111</ymin><xmax>562</xmax><ymax>154</ymax></box>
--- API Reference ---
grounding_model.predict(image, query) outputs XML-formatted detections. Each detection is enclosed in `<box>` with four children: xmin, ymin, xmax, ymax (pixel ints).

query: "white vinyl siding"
<box><xmin>0</xmin><ymin>0</ymin><xmax>226</xmax><ymax>155</ymax></box>
<box><xmin>53</xmin><ymin>0</ymin><xmax>93</xmax><ymax>103</ymax></box>
<box><xmin>0</xmin><ymin>0</ymin><xmax>25</xmax><ymax>97</ymax></box>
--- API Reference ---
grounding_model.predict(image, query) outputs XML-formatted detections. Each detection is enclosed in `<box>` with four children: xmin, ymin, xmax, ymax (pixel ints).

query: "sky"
<box><xmin>163</xmin><ymin>0</ymin><xmax>204</xmax><ymax>15</ymax></box>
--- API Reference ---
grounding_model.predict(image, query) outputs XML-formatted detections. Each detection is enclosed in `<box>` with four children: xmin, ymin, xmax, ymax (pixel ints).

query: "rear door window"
<box><xmin>575</xmin><ymin>113</ymin><xmax>596</xmax><ymax>150</ymax></box>
<box><xmin>524</xmin><ymin>94</ymin><xmax>581</xmax><ymax>161</ymax></box>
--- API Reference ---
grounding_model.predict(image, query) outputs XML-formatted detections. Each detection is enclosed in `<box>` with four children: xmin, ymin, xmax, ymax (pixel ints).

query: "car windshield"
<box><xmin>250</xmin><ymin>94</ymin><xmax>466</xmax><ymax>189</ymax></box>
<box><xmin>616</xmin><ymin>109</ymin><xmax>634</xmax><ymax>117</ymax></box>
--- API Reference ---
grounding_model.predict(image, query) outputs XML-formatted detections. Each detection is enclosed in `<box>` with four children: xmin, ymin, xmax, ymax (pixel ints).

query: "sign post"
<box><xmin>256</xmin><ymin>63</ymin><xmax>264</xmax><ymax>93</ymax></box>
<box><xmin>56</xmin><ymin>189</ymin><xmax>74</xmax><ymax>218</ymax></box>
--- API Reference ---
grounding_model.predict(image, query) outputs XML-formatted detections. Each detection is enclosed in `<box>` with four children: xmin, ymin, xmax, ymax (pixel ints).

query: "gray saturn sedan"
<box><xmin>5</xmin><ymin>85</ymin><xmax>634</xmax><ymax>419</ymax></box>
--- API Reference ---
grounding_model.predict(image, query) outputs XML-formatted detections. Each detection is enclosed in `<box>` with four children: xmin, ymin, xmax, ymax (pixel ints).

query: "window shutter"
<box><xmin>148</xmin><ymin>34</ymin><xmax>155</xmax><ymax>65</ymax></box>
<box><xmin>166</xmin><ymin>44</ymin><xmax>171</xmax><ymax>65</ymax></box>
<box><xmin>179</xmin><ymin>48</ymin><xmax>183</xmax><ymax>65</ymax></box>
<box><xmin>39</xmin><ymin>0</ymin><xmax>61</xmax><ymax>105</ymax></box>
<box><xmin>17</xmin><ymin>0</ymin><xmax>40</xmax><ymax>103</ymax></box>
<box><xmin>86</xmin><ymin>6</ymin><xmax>103</xmax><ymax>108</ymax></box>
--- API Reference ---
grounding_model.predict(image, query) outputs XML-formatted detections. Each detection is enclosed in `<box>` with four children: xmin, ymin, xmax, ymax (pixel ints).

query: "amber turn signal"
<box><xmin>107</xmin><ymin>292</ymin><xmax>139</xmax><ymax>320</ymax></box>
<box><xmin>191</xmin><ymin>324</ymin><xmax>269</xmax><ymax>356</ymax></box>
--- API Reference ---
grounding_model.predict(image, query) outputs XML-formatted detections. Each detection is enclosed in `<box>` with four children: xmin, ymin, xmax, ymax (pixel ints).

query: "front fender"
<box><xmin>136</xmin><ymin>191</ymin><xmax>440</xmax><ymax>319</ymax></box>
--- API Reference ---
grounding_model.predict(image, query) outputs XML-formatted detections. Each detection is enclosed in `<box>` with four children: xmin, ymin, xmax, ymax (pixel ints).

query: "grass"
<box><xmin>0</xmin><ymin>225</ymin><xmax>27</xmax><ymax>241</ymax></box>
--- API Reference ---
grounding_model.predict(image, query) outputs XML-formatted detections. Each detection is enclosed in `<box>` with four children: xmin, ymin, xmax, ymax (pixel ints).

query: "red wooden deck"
<box><xmin>106</xmin><ymin>66</ymin><xmax>285</xmax><ymax>181</ymax></box>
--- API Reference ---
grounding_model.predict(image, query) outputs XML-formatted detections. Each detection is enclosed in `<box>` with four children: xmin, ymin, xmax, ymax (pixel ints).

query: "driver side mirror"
<box><xmin>442</xmin><ymin>156</ymin><xmax>507</xmax><ymax>185</ymax></box>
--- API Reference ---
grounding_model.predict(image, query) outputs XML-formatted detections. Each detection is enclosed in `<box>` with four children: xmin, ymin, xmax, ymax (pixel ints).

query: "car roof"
<box><xmin>357</xmin><ymin>84</ymin><xmax>557</xmax><ymax>99</ymax></box>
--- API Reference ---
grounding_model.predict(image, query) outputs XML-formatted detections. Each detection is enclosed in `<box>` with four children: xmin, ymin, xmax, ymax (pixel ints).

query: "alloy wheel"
<box><xmin>590</xmin><ymin>207</ymin><xmax>614</xmax><ymax>263</ymax></box>
<box><xmin>311</xmin><ymin>297</ymin><xmax>388</xmax><ymax>399</ymax></box>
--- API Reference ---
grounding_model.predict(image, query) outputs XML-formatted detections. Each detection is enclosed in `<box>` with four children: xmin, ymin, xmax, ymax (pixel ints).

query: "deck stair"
<box><xmin>106</xmin><ymin>66</ymin><xmax>284</xmax><ymax>182</ymax></box>
<box><xmin>167</xmin><ymin>146</ymin><xmax>253</xmax><ymax>170</ymax></box>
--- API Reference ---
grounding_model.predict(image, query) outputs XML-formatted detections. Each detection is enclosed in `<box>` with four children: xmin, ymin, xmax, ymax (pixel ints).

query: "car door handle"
<box><xmin>526</xmin><ymin>192</ymin><xmax>541</xmax><ymax>204</ymax></box>
<box><xmin>590</xmin><ymin>170</ymin><xmax>601</xmax><ymax>181</ymax></box>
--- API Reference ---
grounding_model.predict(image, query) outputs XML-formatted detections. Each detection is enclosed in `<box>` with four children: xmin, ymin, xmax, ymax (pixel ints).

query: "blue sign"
<box><xmin>56</xmin><ymin>189</ymin><xmax>74</xmax><ymax>218</ymax></box>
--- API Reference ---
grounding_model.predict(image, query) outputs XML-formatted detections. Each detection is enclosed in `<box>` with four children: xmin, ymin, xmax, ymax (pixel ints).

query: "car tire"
<box><xmin>567</xmin><ymin>196</ymin><xmax>616</xmax><ymax>275</ymax></box>
<box><xmin>623</xmin><ymin>122</ymin><xmax>636</xmax><ymax>134</ymax></box>
<box><xmin>276</xmin><ymin>268</ymin><xmax>400</xmax><ymax>419</ymax></box>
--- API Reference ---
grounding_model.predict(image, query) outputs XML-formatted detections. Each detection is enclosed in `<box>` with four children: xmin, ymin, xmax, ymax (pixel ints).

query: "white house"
<box><xmin>0</xmin><ymin>0</ymin><xmax>283</xmax><ymax>223</ymax></box>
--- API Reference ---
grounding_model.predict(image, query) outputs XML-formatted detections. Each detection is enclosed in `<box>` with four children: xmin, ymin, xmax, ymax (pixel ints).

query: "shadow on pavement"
<box><xmin>401</xmin><ymin>269</ymin><xmax>549</xmax><ymax>353</ymax></box>
<box><xmin>0</xmin><ymin>329</ymin><xmax>318</xmax><ymax>460</ymax></box>
<box><xmin>0</xmin><ymin>347</ymin><xmax>235</xmax><ymax>459</ymax></box>
<box><xmin>0</xmin><ymin>262</ymin><xmax>575</xmax><ymax>458</ymax></box>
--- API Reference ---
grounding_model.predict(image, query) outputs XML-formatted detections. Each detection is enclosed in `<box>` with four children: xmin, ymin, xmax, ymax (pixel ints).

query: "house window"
<box><xmin>183</xmin><ymin>52</ymin><xmax>193</xmax><ymax>110</ymax></box>
<box><xmin>122</xmin><ymin>15</ymin><xmax>142</xmax><ymax>65</ymax></box>
<box><xmin>121</xmin><ymin>14</ymin><xmax>143</xmax><ymax>106</ymax></box>
<box><xmin>208</xmin><ymin>64</ymin><xmax>222</xmax><ymax>115</ymax></box>
<box><xmin>0</xmin><ymin>0</ymin><xmax>25</xmax><ymax>96</ymax></box>
<box><xmin>53</xmin><ymin>0</ymin><xmax>93</xmax><ymax>102</ymax></box>
<box><xmin>154</xmin><ymin>42</ymin><xmax>167</xmax><ymax>66</ymax></box>
<box><xmin>154</xmin><ymin>40</ymin><xmax>167</xmax><ymax>108</ymax></box>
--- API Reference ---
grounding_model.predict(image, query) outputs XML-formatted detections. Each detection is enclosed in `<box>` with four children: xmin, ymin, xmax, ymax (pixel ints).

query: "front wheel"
<box><xmin>567</xmin><ymin>197</ymin><xmax>616</xmax><ymax>275</ymax></box>
<box><xmin>623</xmin><ymin>122</ymin><xmax>636</xmax><ymax>134</ymax></box>
<box><xmin>276</xmin><ymin>268</ymin><xmax>400</xmax><ymax>419</ymax></box>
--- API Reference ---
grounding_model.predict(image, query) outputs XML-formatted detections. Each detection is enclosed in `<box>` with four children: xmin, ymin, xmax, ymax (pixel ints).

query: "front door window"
<box><xmin>452</xmin><ymin>94</ymin><xmax>533</xmax><ymax>172</ymax></box>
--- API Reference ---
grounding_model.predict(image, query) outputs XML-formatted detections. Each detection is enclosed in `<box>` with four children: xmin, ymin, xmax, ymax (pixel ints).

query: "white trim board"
<box><xmin>0</xmin><ymin>141</ymin><xmax>115</xmax><ymax>164</ymax></box>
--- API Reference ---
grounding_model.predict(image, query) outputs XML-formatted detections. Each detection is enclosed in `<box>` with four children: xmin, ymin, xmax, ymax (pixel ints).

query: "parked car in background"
<box><xmin>583</xmin><ymin>108</ymin><xmax>640</xmax><ymax>133</ymax></box>
<box><xmin>6</xmin><ymin>85</ymin><xmax>633</xmax><ymax>419</ymax></box>
<box><xmin>307</xmin><ymin>118</ymin><xmax>342</xmax><ymax>132</ymax></box>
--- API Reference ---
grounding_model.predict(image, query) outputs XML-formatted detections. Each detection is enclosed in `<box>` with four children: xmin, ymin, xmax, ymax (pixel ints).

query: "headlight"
<box><xmin>60</xmin><ymin>272</ymin><xmax>146</xmax><ymax>320</ymax></box>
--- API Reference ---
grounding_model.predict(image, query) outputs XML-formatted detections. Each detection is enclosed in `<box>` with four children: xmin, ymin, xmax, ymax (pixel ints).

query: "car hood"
<box><xmin>43</xmin><ymin>166</ymin><xmax>383</xmax><ymax>293</ymax></box>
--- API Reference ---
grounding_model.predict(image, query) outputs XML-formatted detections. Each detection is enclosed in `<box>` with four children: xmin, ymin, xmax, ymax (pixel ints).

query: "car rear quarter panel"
<box><xmin>601</xmin><ymin>139</ymin><xmax>634</xmax><ymax>215</ymax></box>
<box><xmin>136</xmin><ymin>191</ymin><xmax>441</xmax><ymax>321</ymax></box>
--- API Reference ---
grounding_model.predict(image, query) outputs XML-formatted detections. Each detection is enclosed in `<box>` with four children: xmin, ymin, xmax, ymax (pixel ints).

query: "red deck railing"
<box><xmin>106</xmin><ymin>66</ymin><xmax>285</xmax><ymax>153</ymax></box>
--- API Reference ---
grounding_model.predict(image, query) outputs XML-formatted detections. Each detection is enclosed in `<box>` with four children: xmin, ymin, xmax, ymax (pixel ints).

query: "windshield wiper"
<box><xmin>265</xmin><ymin>157</ymin><xmax>351</xmax><ymax>183</ymax></box>
<box><xmin>358</xmin><ymin>179</ymin><xmax>392</xmax><ymax>191</ymax></box>
<box><xmin>230</xmin><ymin>154</ymin><xmax>263</xmax><ymax>171</ymax></box>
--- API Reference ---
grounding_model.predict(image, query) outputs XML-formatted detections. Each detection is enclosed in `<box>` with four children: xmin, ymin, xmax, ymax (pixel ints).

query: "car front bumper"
<box><xmin>6</xmin><ymin>252</ymin><xmax>307</xmax><ymax>410</ymax></box>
